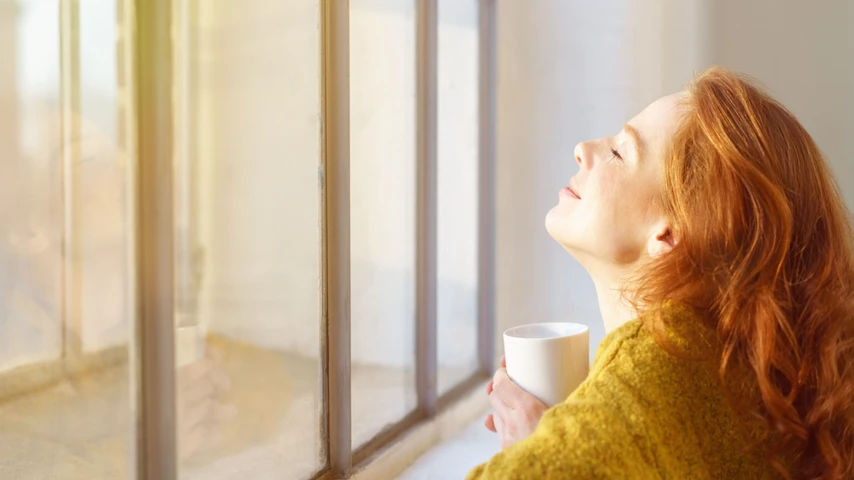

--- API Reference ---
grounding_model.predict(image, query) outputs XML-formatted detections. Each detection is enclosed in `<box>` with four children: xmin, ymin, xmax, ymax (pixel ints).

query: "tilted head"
<box><xmin>549</xmin><ymin>67</ymin><xmax>854</xmax><ymax>479</ymax></box>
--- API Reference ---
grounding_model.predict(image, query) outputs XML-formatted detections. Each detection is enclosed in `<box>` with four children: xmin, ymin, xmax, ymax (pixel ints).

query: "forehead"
<box><xmin>629</xmin><ymin>92</ymin><xmax>688</xmax><ymax>155</ymax></box>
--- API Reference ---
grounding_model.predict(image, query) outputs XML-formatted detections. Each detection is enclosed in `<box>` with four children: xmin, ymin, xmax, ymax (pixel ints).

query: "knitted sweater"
<box><xmin>467</xmin><ymin>304</ymin><xmax>778</xmax><ymax>479</ymax></box>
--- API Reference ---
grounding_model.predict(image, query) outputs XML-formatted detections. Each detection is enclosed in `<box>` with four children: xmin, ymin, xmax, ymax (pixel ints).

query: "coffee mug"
<box><xmin>503</xmin><ymin>322</ymin><xmax>589</xmax><ymax>407</ymax></box>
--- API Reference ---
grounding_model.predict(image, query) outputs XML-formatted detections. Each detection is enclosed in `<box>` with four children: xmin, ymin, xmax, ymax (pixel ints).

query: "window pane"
<box><xmin>350</xmin><ymin>0</ymin><xmax>418</xmax><ymax>448</ymax></box>
<box><xmin>437</xmin><ymin>0</ymin><xmax>480</xmax><ymax>395</ymax></box>
<box><xmin>172</xmin><ymin>1</ymin><xmax>324</xmax><ymax>479</ymax></box>
<box><xmin>0</xmin><ymin>1</ymin><xmax>136</xmax><ymax>478</ymax></box>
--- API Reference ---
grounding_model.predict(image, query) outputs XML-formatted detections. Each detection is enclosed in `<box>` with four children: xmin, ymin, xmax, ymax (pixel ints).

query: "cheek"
<box><xmin>600</xmin><ymin>169</ymin><xmax>656</xmax><ymax>213</ymax></box>
<box><xmin>546</xmin><ymin>167</ymin><xmax>661</xmax><ymax>257</ymax></box>
<box><xmin>588</xmin><ymin>170</ymin><xmax>657</xmax><ymax>248</ymax></box>
<box><xmin>588</xmin><ymin>169</ymin><xmax>622</xmax><ymax>213</ymax></box>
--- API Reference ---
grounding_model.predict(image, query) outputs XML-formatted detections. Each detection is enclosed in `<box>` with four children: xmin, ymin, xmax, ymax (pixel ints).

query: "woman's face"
<box><xmin>546</xmin><ymin>93</ymin><xmax>686</xmax><ymax>269</ymax></box>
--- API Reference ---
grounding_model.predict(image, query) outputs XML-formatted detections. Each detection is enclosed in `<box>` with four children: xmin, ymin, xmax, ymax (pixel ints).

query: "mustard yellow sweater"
<box><xmin>467</xmin><ymin>304</ymin><xmax>778</xmax><ymax>479</ymax></box>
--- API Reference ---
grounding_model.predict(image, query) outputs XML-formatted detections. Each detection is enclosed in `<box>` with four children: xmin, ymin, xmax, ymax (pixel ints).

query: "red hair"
<box><xmin>634</xmin><ymin>67</ymin><xmax>854</xmax><ymax>479</ymax></box>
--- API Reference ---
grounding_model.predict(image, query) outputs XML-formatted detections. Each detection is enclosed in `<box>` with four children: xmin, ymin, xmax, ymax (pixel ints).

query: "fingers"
<box><xmin>492</xmin><ymin>368</ymin><xmax>528</xmax><ymax>408</ymax></box>
<box><xmin>492</xmin><ymin>408</ymin><xmax>505</xmax><ymax>439</ymax></box>
<box><xmin>484</xmin><ymin>413</ymin><xmax>497</xmax><ymax>433</ymax></box>
<box><xmin>501</xmin><ymin>355</ymin><xmax>506</xmax><ymax>368</ymax></box>
<box><xmin>486</xmin><ymin>380</ymin><xmax>494</xmax><ymax>395</ymax></box>
<box><xmin>488</xmin><ymin>390</ymin><xmax>510</xmax><ymax>417</ymax></box>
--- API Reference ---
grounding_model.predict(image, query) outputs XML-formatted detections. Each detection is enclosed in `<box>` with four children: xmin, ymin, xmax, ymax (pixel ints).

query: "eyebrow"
<box><xmin>623</xmin><ymin>123</ymin><xmax>644</xmax><ymax>158</ymax></box>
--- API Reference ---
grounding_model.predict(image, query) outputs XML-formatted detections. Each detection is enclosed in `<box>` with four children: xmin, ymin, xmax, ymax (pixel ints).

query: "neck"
<box><xmin>590</xmin><ymin>268</ymin><xmax>638</xmax><ymax>333</ymax></box>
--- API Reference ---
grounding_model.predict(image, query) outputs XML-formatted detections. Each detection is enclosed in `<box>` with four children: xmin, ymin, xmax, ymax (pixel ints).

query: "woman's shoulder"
<box><xmin>581</xmin><ymin>302</ymin><xmax>722</xmax><ymax>403</ymax></box>
<box><xmin>558</xmin><ymin>303</ymin><xmax>778</xmax><ymax>479</ymax></box>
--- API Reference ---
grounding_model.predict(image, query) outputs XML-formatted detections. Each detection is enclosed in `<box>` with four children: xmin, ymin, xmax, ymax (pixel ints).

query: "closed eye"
<box><xmin>610</xmin><ymin>147</ymin><xmax>623</xmax><ymax>160</ymax></box>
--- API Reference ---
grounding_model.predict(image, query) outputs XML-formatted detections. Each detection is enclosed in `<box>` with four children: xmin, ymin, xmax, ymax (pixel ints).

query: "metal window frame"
<box><xmin>415</xmin><ymin>0</ymin><xmax>440</xmax><ymax>422</ymax></box>
<box><xmin>59</xmin><ymin>0</ymin><xmax>83</xmax><ymax>359</ymax></box>
<box><xmin>321</xmin><ymin>0</ymin><xmax>353</xmax><ymax>478</ymax></box>
<box><xmin>116</xmin><ymin>0</ymin><xmax>139</xmax><ymax>473</ymax></box>
<box><xmin>133</xmin><ymin>0</ymin><xmax>178</xmax><ymax>477</ymax></box>
<box><xmin>476</xmin><ymin>0</ymin><xmax>497</xmax><ymax>378</ymax></box>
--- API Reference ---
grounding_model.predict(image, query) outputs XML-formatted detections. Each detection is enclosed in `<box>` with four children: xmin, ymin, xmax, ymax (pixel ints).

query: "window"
<box><xmin>171</xmin><ymin>0</ymin><xmax>325</xmax><ymax>477</ymax></box>
<box><xmin>437</xmin><ymin>0</ymin><xmax>482</xmax><ymax>396</ymax></box>
<box><xmin>0</xmin><ymin>0</ymin><xmax>496</xmax><ymax>479</ymax></box>
<box><xmin>350</xmin><ymin>0</ymin><xmax>419</xmax><ymax>448</ymax></box>
<box><xmin>0</xmin><ymin>0</ymin><xmax>136</xmax><ymax>478</ymax></box>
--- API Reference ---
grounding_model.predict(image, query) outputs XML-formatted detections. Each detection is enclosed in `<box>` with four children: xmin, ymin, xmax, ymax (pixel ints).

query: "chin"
<box><xmin>544</xmin><ymin>206</ymin><xmax>562</xmax><ymax>239</ymax></box>
<box><xmin>545</xmin><ymin>210</ymin><xmax>599</xmax><ymax>265</ymax></box>
<box><xmin>545</xmin><ymin>209</ymin><xmax>577</xmax><ymax>250</ymax></box>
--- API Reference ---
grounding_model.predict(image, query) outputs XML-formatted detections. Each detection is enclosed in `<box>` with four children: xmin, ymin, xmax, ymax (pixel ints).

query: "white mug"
<box><xmin>503</xmin><ymin>322</ymin><xmax>589</xmax><ymax>407</ymax></box>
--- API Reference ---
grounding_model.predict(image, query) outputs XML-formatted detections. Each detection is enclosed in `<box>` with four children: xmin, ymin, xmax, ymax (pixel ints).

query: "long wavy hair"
<box><xmin>633</xmin><ymin>67</ymin><xmax>854</xmax><ymax>479</ymax></box>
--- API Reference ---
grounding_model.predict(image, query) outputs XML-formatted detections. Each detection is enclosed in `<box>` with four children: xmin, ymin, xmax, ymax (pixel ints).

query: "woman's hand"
<box><xmin>484</xmin><ymin>356</ymin><xmax>548</xmax><ymax>450</ymax></box>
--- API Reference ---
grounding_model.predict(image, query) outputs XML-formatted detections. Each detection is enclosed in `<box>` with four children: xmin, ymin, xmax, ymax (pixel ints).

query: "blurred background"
<box><xmin>0</xmin><ymin>1</ymin><xmax>851</xmax><ymax>479</ymax></box>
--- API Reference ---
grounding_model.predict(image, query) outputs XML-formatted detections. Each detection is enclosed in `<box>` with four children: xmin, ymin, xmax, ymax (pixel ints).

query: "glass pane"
<box><xmin>350</xmin><ymin>0</ymin><xmax>418</xmax><ymax>447</ymax></box>
<box><xmin>173</xmin><ymin>1</ymin><xmax>324</xmax><ymax>478</ymax></box>
<box><xmin>0</xmin><ymin>0</ymin><xmax>136</xmax><ymax>478</ymax></box>
<box><xmin>437</xmin><ymin>0</ymin><xmax>480</xmax><ymax>395</ymax></box>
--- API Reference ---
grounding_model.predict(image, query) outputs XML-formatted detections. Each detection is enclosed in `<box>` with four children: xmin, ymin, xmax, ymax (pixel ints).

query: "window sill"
<box><xmin>397</xmin><ymin>413</ymin><xmax>497</xmax><ymax>479</ymax></box>
<box><xmin>350</xmin><ymin>380</ymin><xmax>490</xmax><ymax>480</ymax></box>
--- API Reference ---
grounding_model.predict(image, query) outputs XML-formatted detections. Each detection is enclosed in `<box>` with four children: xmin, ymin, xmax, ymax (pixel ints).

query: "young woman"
<box><xmin>469</xmin><ymin>68</ymin><xmax>854</xmax><ymax>479</ymax></box>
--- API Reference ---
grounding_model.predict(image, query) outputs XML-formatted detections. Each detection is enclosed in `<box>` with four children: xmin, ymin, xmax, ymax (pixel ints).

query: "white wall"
<box><xmin>709</xmin><ymin>0</ymin><xmax>854</xmax><ymax>207</ymax></box>
<box><xmin>493</xmin><ymin>0</ymin><xmax>851</xmax><ymax>357</ymax></box>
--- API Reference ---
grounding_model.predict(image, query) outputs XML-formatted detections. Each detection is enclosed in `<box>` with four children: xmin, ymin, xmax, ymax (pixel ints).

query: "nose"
<box><xmin>574</xmin><ymin>141</ymin><xmax>593</xmax><ymax>171</ymax></box>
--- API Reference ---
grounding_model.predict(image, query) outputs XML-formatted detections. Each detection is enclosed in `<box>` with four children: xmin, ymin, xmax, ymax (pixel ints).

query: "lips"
<box><xmin>559</xmin><ymin>176</ymin><xmax>582</xmax><ymax>200</ymax></box>
<box><xmin>559</xmin><ymin>185</ymin><xmax>581</xmax><ymax>200</ymax></box>
<box><xmin>567</xmin><ymin>178</ymin><xmax>581</xmax><ymax>199</ymax></box>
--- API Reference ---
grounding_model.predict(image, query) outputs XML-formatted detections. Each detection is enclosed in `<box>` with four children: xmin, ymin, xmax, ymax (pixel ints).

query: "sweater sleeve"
<box><xmin>466</xmin><ymin>327</ymin><xmax>662</xmax><ymax>480</ymax></box>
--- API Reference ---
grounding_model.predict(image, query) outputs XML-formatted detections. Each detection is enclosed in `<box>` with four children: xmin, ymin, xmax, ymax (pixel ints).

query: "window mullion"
<box><xmin>133</xmin><ymin>0</ymin><xmax>178</xmax><ymax>477</ymax></box>
<box><xmin>322</xmin><ymin>0</ymin><xmax>352</xmax><ymax>477</ymax></box>
<box><xmin>59</xmin><ymin>0</ymin><xmax>82</xmax><ymax>360</ymax></box>
<box><xmin>477</xmin><ymin>0</ymin><xmax>497</xmax><ymax>377</ymax></box>
<box><xmin>416</xmin><ymin>0</ymin><xmax>439</xmax><ymax>419</ymax></box>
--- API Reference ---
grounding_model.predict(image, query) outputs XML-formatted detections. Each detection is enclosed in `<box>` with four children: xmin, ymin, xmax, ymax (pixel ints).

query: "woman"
<box><xmin>469</xmin><ymin>68</ymin><xmax>854</xmax><ymax>479</ymax></box>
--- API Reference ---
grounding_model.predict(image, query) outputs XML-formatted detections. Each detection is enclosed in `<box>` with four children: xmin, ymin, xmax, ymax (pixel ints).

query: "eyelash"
<box><xmin>610</xmin><ymin>148</ymin><xmax>623</xmax><ymax>161</ymax></box>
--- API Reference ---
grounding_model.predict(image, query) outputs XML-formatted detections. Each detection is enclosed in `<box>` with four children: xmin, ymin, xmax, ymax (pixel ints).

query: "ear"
<box><xmin>647</xmin><ymin>222</ymin><xmax>677</xmax><ymax>257</ymax></box>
